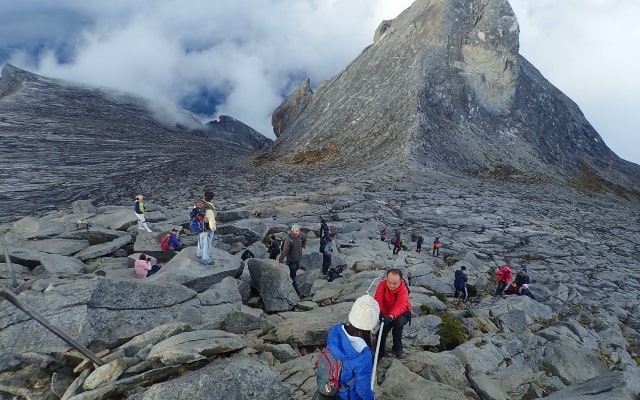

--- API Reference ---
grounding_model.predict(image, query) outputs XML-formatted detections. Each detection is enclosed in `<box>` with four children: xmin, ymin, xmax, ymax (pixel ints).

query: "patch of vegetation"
<box><xmin>431</xmin><ymin>289</ymin><xmax>447</xmax><ymax>304</ymax></box>
<box><xmin>438</xmin><ymin>313</ymin><xmax>467</xmax><ymax>351</ymax></box>
<box><xmin>286</xmin><ymin>143</ymin><xmax>338</xmax><ymax>166</ymax></box>
<box><xmin>570</xmin><ymin>163</ymin><xmax>640</xmax><ymax>201</ymax></box>
<box><xmin>489</xmin><ymin>164</ymin><xmax>521</xmax><ymax>181</ymax></box>
<box><xmin>420</xmin><ymin>304</ymin><xmax>434</xmax><ymax>316</ymax></box>
<box><xmin>443</xmin><ymin>255</ymin><xmax>459</xmax><ymax>266</ymax></box>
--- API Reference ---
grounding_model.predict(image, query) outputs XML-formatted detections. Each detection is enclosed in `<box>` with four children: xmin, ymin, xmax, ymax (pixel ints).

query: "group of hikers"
<box><xmin>383</xmin><ymin>228</ymin><xmax>441</xmax><ymax>257</ymax></box>
<box><xmin>132</xmin><ymin>193</ymin><xmax>537</xmax><ymax>399</ymax></box>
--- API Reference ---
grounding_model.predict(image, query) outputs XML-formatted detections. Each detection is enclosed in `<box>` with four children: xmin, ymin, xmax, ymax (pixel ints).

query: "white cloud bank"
<box><xmin>1</xmin><ymin>0</ymin><xmax>638</xmax><ymax>164</ymax></box>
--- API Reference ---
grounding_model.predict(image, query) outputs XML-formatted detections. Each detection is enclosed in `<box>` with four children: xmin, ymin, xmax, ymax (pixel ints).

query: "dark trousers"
<box><xmin>495</xmin><ymin>280</ymin><xmax>507</xmax><ymax>295</ymax></box>
<box><xmin>454</xmin><ymin>286</ymin><xmax>468</xmax><ymax>301</ymax></box>
<box><xmin>433</xmin><ymin>247</ymin><xmax>439</xmax><ymax>256</ymax></box>
<box><xmin>287</xmin><ymin>261</ymin><xmax>300</xmax><ymax>294</ymax></box>
<box><xmin>322</xmin><ymin>254</ymin><xmax>331</xmax><ymax>274</ymax></box>
<box><xmin>379</xmin><ymin>313</ymin><xmax>409</xmax><ymax>356</ymax></box>
<box><xmin>416</xmin><ymin>243</ymin><xmax>422</xmax><ymax>252</ymax></box>
<box><xmin>393</xmin><ymin>245</ymin><xmax>401</xmax><ymax>255</ymax></box>
<box><xmin>146</xmin><ymin>265</ymin><xmax>161</xmax><ymax>277</ymax></box>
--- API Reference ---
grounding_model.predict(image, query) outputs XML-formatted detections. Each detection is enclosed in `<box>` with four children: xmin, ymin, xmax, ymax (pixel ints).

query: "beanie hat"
<box><xmin>348</xmin><ymin>295</ymin><xmax>380</xmax><ymax>331</ymax></box>
<box><xmin>291</xmin><ymin>224</ymin><xmax>300</xmax><ymax>232</ymax></box>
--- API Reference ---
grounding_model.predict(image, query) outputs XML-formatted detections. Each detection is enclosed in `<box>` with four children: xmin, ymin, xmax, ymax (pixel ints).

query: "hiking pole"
<box><xmin>371</xmin><ymin>320</ymin><xmax>384</xmax><ymax>390</ymax></box>
<box><xmin>366</xmin><ymin>277</ymin><xmax>381</xmax><ymax>295</ymax></box>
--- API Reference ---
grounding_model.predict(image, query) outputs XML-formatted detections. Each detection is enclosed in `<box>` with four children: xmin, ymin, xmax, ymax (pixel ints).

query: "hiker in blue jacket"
<box><xmin>324</xmin><ymin>295</ymin><xmax>379</xmax><ymax>400</ymax></box>
<box><xmin>453</xmin><ymin>265</ymin><xmax>468</xmax><ymax>303</ymax></box>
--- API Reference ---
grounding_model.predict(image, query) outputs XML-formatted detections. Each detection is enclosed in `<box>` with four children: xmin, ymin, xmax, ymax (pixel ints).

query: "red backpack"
<box><xmin>160</xmin><ymin>234</ymin><xmax>171</xmax><ymax>250</ymax></box>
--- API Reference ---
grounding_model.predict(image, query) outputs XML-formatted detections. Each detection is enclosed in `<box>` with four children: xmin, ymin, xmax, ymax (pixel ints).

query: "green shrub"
<box><xmin>438</xmin><ymin>313</ymin><xmax>467</xmax><ymax>351</ymax></box>
<box><xmin>420</xmin><ymin>304</ymin><xmax>434</xmax><ymax>315</ymax></box>
<box><xmin>432</xmin><ymin>290</ymin><xmax>447</xmax><ymax>304</ymax></box>
<box><xmin>466</xmin><ymin>284</ymin><xmax>477</xmax><ymax>298</ymax></box>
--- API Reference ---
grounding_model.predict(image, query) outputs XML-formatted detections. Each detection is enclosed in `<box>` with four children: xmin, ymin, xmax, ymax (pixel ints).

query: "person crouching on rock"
<box><xmin>134</xmin><ymin>254</ymin><xmax>162</xmax><ymax>278</ymax></box>
<box><xmin>276</xmin><ymin>224</ymin><xmax>306</xmax><ymax>295</ymax></box>
<box><xmin>495</xmin><ymin>265</ymin><xmax>513</xmax><ymax>295</ymax></box>
<box><xmin>323</xmin><ymin>294</ymin><xmax>379</xmax><ymax>400</ymax></box>
<box><xmin>374</xmin><ymin>269</ymin><xmax>412</xmax><ymax>359</ymax></box>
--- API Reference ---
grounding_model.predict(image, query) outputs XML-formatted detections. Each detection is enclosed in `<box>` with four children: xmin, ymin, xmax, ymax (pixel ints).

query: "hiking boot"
<box><xmin>200</xmin><ymin>259</ymin><xmax>212</xmax><ymax>265</ymax></box>
<box><xmin>393</xmin><ymin>351</ymin><xmax>406</xmax><ymax>359</ymax></box>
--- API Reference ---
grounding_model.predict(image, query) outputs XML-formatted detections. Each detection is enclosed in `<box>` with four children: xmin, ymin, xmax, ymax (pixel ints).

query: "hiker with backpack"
<box><xmin>316</xmin><ymin>294</ymin><xmax>379</xmax><ymax>400</ymax></box>
<box><xmin>267</xmin><ymin>235</ymin><xmax>281</xmax><ymax>260</ymax></box>
<box><xmin>416</xmin><ymin>234</ymin><xmax>423</xmax><ymax>253</ymax></box>
<box><xmin>379</xmin><ymin>226</ymin><xmax>387</xmax><ymax>241</ymax></box>
<box><xmin>495</xmin><ymin>265</ymin><xmax>513</xmax><ymax>295</ymax></box>
<box><xmin>160</xmin><ymin>229</ymin><xmax>183</xmax><ymax>251</ymax></box>
<box><xmin>194</xmin><ymin>191</ymin><xmax>217</xmax><ymax>265</ymax></box>
<box><xmin>374</xmin><ymin>269</ymin><xmax>412</xmax><ymax>359</ymax></box>
<box><xmin>392</xmin><ymin>230</ymin><xmax>402</xmax><ymax>255</ymax></box>
<box><xmin>276</xmin><ymin>224</ymin><xmax>306</xmax><ymax>296</ymax></box>
<box><xmin>432</xmin><ymin>237</ymin><xmax>441</xmax><ymax>256</ymax></box>
<box><xmin>453</xmin><ymin>265</ymin><xmax>468</xmax><ymax>303</ymax></box>
<box><xmin>322</xmin><ymin>233</ymin><xmax>340</xmax><ymax>276</ymax></box>
<box><xmin>133</xmin><ymin>194</ymin><xmax>152</xmax><ymax>232</ymax></box>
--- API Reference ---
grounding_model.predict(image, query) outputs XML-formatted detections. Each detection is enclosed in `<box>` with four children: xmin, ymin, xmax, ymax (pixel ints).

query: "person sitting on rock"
<box><xmin>519</xmin><ymin>283</ymin><xmax>535</xmax><ymax>299</ymax></box>
<box><xmin>167</xmin><ymin>229</ymin><xmax>183</xmax><ymax>250</ymax></box>
<box><xmin>134</xmin><ymin>254</ymin><xmax>162</xmax><ymax>278</ymax></box>
<box><xmin>504</xmin><ymin>282</ymin><xmax>519</xmax><ymax>295</ymax></box>
<box><xmin>514</xmin><ymin>268</ymin><xmax>530</xmax><ymax>289</ymax></box>
<box><xmin>323</xmin><ymin>294</ymin><xmax>379</xmax><ymax>400</ymax></box>
<box><xmin>495</xmin><ymin>265</ymin><xmax>513</xmax><ymax>295</ymax></box>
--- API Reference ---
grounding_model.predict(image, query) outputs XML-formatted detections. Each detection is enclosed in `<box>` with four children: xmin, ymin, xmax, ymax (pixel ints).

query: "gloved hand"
<box><xmin>383</xmin><ymin>316</ymin><xmax>394</xmax><ymax>325</ymax></box>
<box><xmin>378</xmin><ymin>312</ymin><xmax>385</xmax><ymax>322</ymax></box>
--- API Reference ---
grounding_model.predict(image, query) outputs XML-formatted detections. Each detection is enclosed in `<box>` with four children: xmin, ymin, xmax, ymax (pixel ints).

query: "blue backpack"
<box><xmin>189</xmin><ymin>200</ymin><xmax>210</xmax><ymax>233</ymax></box>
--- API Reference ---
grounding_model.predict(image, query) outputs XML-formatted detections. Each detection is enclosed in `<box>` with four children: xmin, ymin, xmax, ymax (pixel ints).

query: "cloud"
<box><xmin>1</xmin><ymin>0</ymin><xmax>638</xmax><ymax>164</ymax></box>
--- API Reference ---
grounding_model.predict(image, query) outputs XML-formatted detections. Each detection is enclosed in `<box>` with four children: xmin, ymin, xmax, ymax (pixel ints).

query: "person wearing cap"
<box><xmin>277</xmin><ymin>224</ymin><xmax>306</xmax><ymax>295</ymax></box>
<box><xmin>514</xmin><ymin>268</ymin><xmax>530</xmax><ymax>289</ymax></box>
<box><xmin>323</xmin><ymin>295</ymin><xmax>378</xmax><ymax>400</ymax></box>
<box><xmin>133</xmin><ymin>195</ymin><xmax>152</xmax><ymax>232</ymax></box>
<box><xmin>167</xmin><ymin>229</ymin><xmax>183</xmax><ymax>251</ymax></box>
<box><xmin>374</xmin><ymin>269</ymin><xmax>412</xmax><ymax>359</ymax></box>
<box><xmin>454</xmin><ymin>265</ymin><xmax>468</xmax><ymax>303</ymax></box>
<box><xmin>495</xmin><ymin>265</ymin><xmax>513</xmax><ymax>295</ymax></box>
<box><xmin>196</xmin><ymin>190</ymin><xmax>217</xmax><ymax>265</ymax></box>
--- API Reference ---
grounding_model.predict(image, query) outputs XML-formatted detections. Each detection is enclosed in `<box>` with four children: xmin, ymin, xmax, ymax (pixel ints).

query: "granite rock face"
<box><xmin>267</xmin><ymin>0</ymin><xmax>640</xmax><ymax>190</ymax></box>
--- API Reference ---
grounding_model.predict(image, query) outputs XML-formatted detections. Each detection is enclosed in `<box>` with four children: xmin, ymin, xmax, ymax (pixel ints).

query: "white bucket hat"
<box><xmin>348</xmin><ymin>295</ymin><xmax>380</xmax><ymax>331</ymax></box>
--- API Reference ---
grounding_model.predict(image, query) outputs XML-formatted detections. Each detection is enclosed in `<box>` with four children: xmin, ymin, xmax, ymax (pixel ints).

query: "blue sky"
<box><xmin>1</xmin><ymin>0</ymin><xmax>638</xmax><ymax>165</ymax></box>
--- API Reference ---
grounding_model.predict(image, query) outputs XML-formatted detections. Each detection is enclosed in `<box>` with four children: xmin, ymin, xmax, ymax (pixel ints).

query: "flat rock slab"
<box><xmin>146</xmin><ymin>330</ymin><xmax>245</xmax><ymax>366</ymax></box>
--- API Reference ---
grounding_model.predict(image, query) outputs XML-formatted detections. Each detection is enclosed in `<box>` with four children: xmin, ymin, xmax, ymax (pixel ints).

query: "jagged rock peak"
<box><xmin>204</xmin><ymin>115</ymin><xmax>273</xmax><ymax>150</ymax></box>
<box><xmin>264</xmin><ymin>0</ymin><xmax>640</xmax><ymax>192</ymax></box>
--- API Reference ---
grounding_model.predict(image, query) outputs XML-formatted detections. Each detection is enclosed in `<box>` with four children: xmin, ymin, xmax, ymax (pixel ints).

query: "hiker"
<box><xmin>319</xmin><ymin>217</ymin><xmax>330</xmax><ymax>253</ymax></box>
<box><xmin>276</xmin><ymin>224</ymin><xmax>307</xmax><ymax>295</ymax></box>
<box><xmin>380</xmin><ymin>226</ymin><xmax>387</xmax><ymax>241</ymax></box>
<box><xmin>432</xmin><ymin>237</ymin><xmax>441</xmax><ymax>257</ymax></box>
<box><xmin>495</xmin><ymin>265</ymin><xmax>513</xmax><ymax>295</ymax></box>
<box><xmin>392</xmin><ymin>230</ymin><xmax>402</xmax><ymax>255</ymax></box>
<box><xmin>416</xmin><ymin>235</ymin><xmax>423</xmax><ymax>253</ymax></box>
<box><xmin>519</xmin><ymin>283</ymin><xmax>535</xmax><ymax>299</ymax></box>
<box><xmin>267</xmin><ymin>235</ymin><xmax>281</xmax><ymax>260</ymax></box>
<box><xmin>374</xmin><ymin>269</ymin><xmax>412</xmax><ymax>359</ymax></box>
<box><xmin>196</xmin><ymin>191</ymin><xmax>217</xmax><ymax>265</ymax></box>
<box><xmin>322</xmin><ymin>294</ymin><xmax>378</xmax><ymax>400</ymax></box>
<box><xmin>504</xmin><ymin>282</ymin><xmax>519</xmax><ymax>295</ymax></box>
<box><xmin>454</xmin><ymin>265</ymin><xmax>468</xmax><ymax>303</ymax></box>
<box><xmin>134</xmin><ymin>254</ymin><xmax>163</xmax><ymax>278</ymax></box>
<box><xmin>161</xmin><ymin>229</ymin><xmax>183</xmax><ymax>251</ymax></box>
<box><xmin>133</xmin><ymin>194</ymin><xmax>152</xmax><ymax>232</ymax></box>
<box><xmin>514</xmin><ymin>268</ymin><xmax>530</xmax><ymax>288</ymax></box>
<box><xmin>322</xmin><ymin>233</ymin><xmax>340</xmax><ymax>275</ymax></box>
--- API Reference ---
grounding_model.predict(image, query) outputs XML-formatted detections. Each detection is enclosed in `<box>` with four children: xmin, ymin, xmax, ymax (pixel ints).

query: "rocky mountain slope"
<box><xmin>0</xmin><ymin>63</ymin><xmax>270</xmax><ymax>224</ymax></box>
<box><xmin>268</xmin><ymin>0</ymin><xmax>640</xmax><ymax>191</ymax></box>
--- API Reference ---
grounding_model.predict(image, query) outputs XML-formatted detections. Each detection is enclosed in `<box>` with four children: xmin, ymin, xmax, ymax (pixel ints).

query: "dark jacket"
<box><xmin>454</xmin><ymin>269</ymin><xmax>468</xmax><ymax>290</ymax></box>
<box><xmin>326</xmin><ymin>324</ymin><xmax>375</xmax><ymax>400</ymax></box>
<box><xmin>514</xmin><ymin>271</ymin><xmax>530</xmax><ymax>287</ymax></box>
<box><xmin>278</xmin><ymin>232</ymin><xmax>307</xmax><ymax>263</ymax></box>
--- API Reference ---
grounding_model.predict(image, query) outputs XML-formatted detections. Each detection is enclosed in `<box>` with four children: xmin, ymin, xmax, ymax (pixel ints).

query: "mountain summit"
<box><xmin>268</xmin><ymin>0</ymin><xmax>640</xmax><ymax>190</ymax></box>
